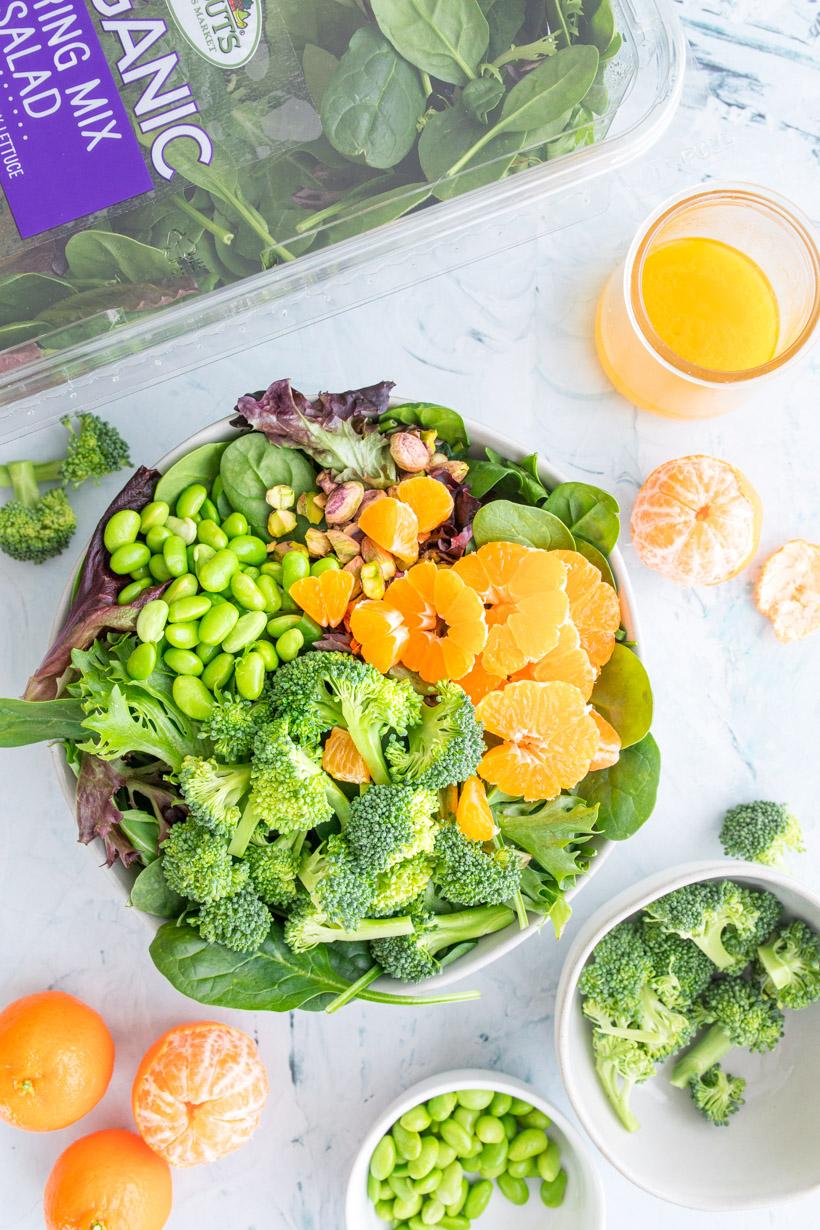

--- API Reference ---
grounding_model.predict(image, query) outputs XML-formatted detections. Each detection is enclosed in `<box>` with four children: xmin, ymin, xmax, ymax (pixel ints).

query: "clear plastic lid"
<box><xmin>0</xmin><ymin>0</ymin><xmax>684</xmax><ymax>438</ymax></box>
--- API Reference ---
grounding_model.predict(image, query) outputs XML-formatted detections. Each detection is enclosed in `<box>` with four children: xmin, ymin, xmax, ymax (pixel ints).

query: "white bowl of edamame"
<box><xmin>346</xmin><ymin>1068</ymin><xmax>605</xmax><ymax>1229</ymax></box>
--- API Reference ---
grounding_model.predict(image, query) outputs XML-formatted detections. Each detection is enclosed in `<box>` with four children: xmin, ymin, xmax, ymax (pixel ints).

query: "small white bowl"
<box><xmin>345</xmin><ymin>1068</ymin><xmax>605</xmax><ymax>1230</ymax></box>
<box><xmin>555</xmin><ymin>860</ymin><xmax>820</xmax><ymax>1211</ymax></box>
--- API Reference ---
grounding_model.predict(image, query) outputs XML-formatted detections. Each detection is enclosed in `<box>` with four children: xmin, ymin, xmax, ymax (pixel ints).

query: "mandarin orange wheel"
<box><xmin>550</xmin><ymin>550</ymin><xmax>621</xmax><ymax>669</ymax></box>
<box><xmin>512</xmin><ymin>620</ymin><xmax>596</xmax><ymax>701</ymax></box>
<box><xmin>289</xmin><ymin>568</ymin><xmax>355</xmax><ymax>628</ymax></box>
<box><xmin>383</xmin><ymin>560</ymin><xmax>488</xmax><ymax>683</ymax></box>
<box><xmin>44</xmin><ymin>1129</ymin><xmax>172</xmax><ymax>1230</ymax></box>
<box><xmin>395</xmin><ymin>474</ymin><xmax>455</xmax><ymax>533</ymax></box>
<box><xmin>754</xmin><ymin>539</ymin><xmax>820</xmax><ymax>643</ymax></box>
<box><xmin>455</xmin><ymin>775</ymin><xmax>496</xmax><ymax>841</ymax></box>
<box><xmin>358</xmin><ymin>496</ymin><xmax>420</xmax><ymax>566</ymax></box>
<box><xmin>454</xmin><ymin>542</ymin><xmax>569</xmax><ymax>677</ymax></box>
<box><xmin>630</xmin><ymin>454</ymin><xmax>762</xmax><ymax>586</ymax></box>
<box><xmin>322</xmin><ymin>726</ymin><xmax>371</xmax><ymax>783</ymax></box>
<box><xmin>349</xmin><ymin>599</ymin><xmax>410</xmax><ymax>672</ymax></box>
<box><xmin>476</xmin><ymin>679</ymin><xmax>599</xmax><ymax>802</ymax></box>
<box><xmin>589</xmin><ymin>710</ymin><xmax>621</xmax><ymax>771</ymax></box>
<box><xmin>457</xmin><ymin>659</ymin><xmax>507</xmax><ymax>705</ymax></box>
<box><xmin>132</xmin><ymin>1021</ymin><xmax>268</xmax><ymax>1168</ymax></box>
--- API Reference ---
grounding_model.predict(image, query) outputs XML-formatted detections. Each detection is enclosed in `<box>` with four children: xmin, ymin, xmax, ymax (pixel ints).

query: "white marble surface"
<box><xmin>1</xmin><ymin>2</ymin><xmax>820</xmax><ymax>1226</ymax></box>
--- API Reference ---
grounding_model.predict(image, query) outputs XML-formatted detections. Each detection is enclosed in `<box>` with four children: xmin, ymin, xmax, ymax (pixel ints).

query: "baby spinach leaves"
<box><xmin>467</xmin><ymin>449</ymin><xmax>548</xmax><ymax>505</ymax></box>
<box><xmin>155</xmin><ymin>442</ymin><xmax>228</xmax><ymax>507</ymax></box>
<box><xmin>576</xmin><ymin>733</ymin><xmax>661</xmax><ymax>841</ymax></box>
<box><xmin>544</xmin><ymin>481</ymin><xmax>620</xmax><ymax>554</ymax></box>
<box><xmin>591</xmin><ymin>644</ymin><xmax>653</xmax><ymax>749</ymax></box>
<box><xmin>473</xmin><ymin>499</ymin><xmax>575</xmax><ymax>550</ymax></box>
<box><xmin>379</xmin><ymin>401</ymin><xmax>469</xmax><ymax>448</ymax></box>
<box><xmin>219</xmin><ymin>433</ymin><xmax>316</xmax><ymax>537</ymax></box>
<box><xmin>372</xmin><ymin>0</ymin><xmax>490</xmax><ymax>85</ymax></box>
<box><xmin>130</xmin><ymin>859</ymin><xmax>185</xmax><ymax>919</ymax></box>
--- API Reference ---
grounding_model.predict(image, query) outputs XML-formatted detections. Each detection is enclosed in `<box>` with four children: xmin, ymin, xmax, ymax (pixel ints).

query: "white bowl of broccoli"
<box><xmin>555</xmin><ymin>859</ymin><xmax>820</xmax><ymax>1210</ymax></box>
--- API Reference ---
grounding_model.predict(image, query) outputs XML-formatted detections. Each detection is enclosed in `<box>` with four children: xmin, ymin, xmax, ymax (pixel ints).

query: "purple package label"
<box><xmin>0</xmin><ymin>0</ymin><xmax>153</xmax><ymax>240</ymax></box>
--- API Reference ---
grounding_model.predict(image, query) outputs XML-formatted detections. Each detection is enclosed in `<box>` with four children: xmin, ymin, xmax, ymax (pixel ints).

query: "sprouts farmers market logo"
<box><xmin>166</xmin><ymin>0</ymin><xmax>261</xmax><ymax>68</ymax></box>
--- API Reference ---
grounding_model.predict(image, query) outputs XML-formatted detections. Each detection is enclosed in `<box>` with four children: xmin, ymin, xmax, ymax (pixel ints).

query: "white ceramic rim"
<box><xmin>344</xmin><ymin>1066</ymin><xmax>606</xmax><ymax>1230</ymax></box>
<box><xmin>554</xmin><ymin>858</ymin><xmax>820</xmax><ymax>1211</ymax></box>
<box><xmin>49</xmin><ymin>401</ymin><xmax>642</xmax><ymax>994</ymax></box>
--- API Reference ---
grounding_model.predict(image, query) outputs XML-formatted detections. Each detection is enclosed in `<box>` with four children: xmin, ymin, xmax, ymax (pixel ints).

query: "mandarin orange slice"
<box><xmin>754</xmin><ymin>539</ymin><xmax>820</xmax><ymax>643</ymax></box>
<box><xmin>512</xmin><ymin>620</ymin><xmax>596</xmax><ymax>700</ymax></box>
<box><xmin>322</xmin><ymin>726</ymin><xmax>371</xmax><ymax>783</ymax></box>
<box><xmin>349</xmin><ymin>600</ymin><xmax>410</xmax><ymax>672</ymax></box>
<box><xmin>458</xmin><ymin>659</ymin><xmax>507</xmax><ymax>705</ymax></box>
<box><xmin>384</xmin><ymin>560</ymin><xmax>487</xmax><ymax>683</ymax></box>
<box><xmin>476</xmin><ymin>679</ymin><xmax>598</xmax><ymax>801</ymax></box>
<box><xmin>358</xmin><ymin>496</ymin><xmax>420</xmax><ymax>566</ymax></box>
<box><xmin>396</xmin><ymin>474</ymin><xmax>454</xmax><ymax>534</ymax></box>
<box><xmin>289</xmin><ymin>568</ymin><xmax>355</xmax><ymax>628</ymax></box>
<box><xmin>550</xmin><ymin>549</ymin><xmax>620</xmax><ymax>668</ymax></box>
<box><xmin>456</xmin><ymin>775</ymin><xmax>496</xmax><ymax>841</ymax></box>
<box><xmin>589</xmin><ymin>710</ymin><xmax>621</xmax><ymax>771</ymax></box>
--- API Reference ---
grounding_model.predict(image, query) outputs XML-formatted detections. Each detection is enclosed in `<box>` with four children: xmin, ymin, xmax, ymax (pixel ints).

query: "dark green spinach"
<box><xmin>576</xmin><ymin>733</ymin><xmax>661</xmax><ymax>840</ymax></box>
<box><xmin>472</xmin><ymin>499</ymin><xmax>575</xmax><ymax>549</ymax></box>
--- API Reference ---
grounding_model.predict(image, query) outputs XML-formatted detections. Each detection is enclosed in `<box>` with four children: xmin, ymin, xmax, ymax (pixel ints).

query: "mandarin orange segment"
<box><xmin>456</xmin><ymin>776</ymin><xmax>496</xmax><ymax>841</ymax></box>
<box><xmin>44</xmin><ymin>1129</ymin><xmax>172</xmax><ymax>1230</ymax></box>
<box><xmin>384</xmin><ymin>562</ymin><xmax>487</xmax><ymax>683</ymax></box>
<box><xmin>458</xmin><ymin>659</ymin><xmax>507</xmax><ymax>704</ymax></box>
<box><xmin>476</xmin><ymin>679</ymin><xmax>598</xmax><ymax>801</ymax></box>
<box><xmin>551</xmin><ymin>549</ymin><xmax>620</xmax><ymax>668</ymax></box>
<box><xmin>630</xmin><ymin>454</ymin><xmax>762</xmax><ymax>586</ymax></box>
<box><xmin>358</xmin><ymin>496</ymin><xmax>420</xmax><ymax>565</ymax></box>
<box><xmin>513</xmin><ymin>621</ymin><xmax>596</xmax><ymax>701</ymax></box>
<box><xmin>589</xmin><ymin>710</ymin><xmax>621</xmax><ymax>771</ymax></box>
<box><xmin>396</xmin><ymin>475</ymin><xmax>454</xmax><ymax>533</ymax></box>
<box><xmin>754</xmin><ymin>538</ymin><xmax>820</xmax><ymax>643</ymax></box>
<box><xmin>132</xmin><ymin>1021</ymin><xmax>268</xmax><ymax>1168</ymax></box>
<box><xmin>349</xmin><ymin>600</ymin><xmax>409</xmax><ymax>673</ymax></box>
<box><xmin>322</xmin><ymin>726</ymin><xmax>371</xmax><ymax>783</ymax></box>
<box><xmin>289</xmin><ymin>568</ymin><xmax>355</xmax><ymax>628</ymax></box>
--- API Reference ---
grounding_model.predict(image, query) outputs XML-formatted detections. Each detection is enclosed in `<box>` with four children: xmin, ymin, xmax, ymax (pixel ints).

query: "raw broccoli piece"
<box><xmin>757</xmin><ymin>920</ymin><xmax>820</xmax><ymax>1010</ymax></box>
<box><xmin>60</xmin><ymin>413</ymin><xmax>131</xmax><ymax>486</ymax></box>
<box><xmin>721</xmin><ymin>886</ymin><xmax>783</xmax><ymax>970</ymax></box>
<box><xmin>689</xmin><ymin>1065</ymin><xmax>746</xmax><ymax>1127</ymax></box>
<box><xmin>244</xmin><ymin>837</ymin><xmax>302</xmax><ymax>909</ymax></box>
<box><xmin>591</xmin><ymin>1030</ymin><xmax>656</xmax><ymax>1134</ymax></box>
<box><xmin>433</xmin><ymin>821</ymin><xmax>522</xmax><ymax>907</ymax></box>
<box><xmin>346</xmin><ymin>784</ymin><xmax>439</xmax><ymax>874</ymax></box>
<box><xmin>267</xmin><ymin>651</ymin><xmax>423</xmax><ymax>783</ymax></box>
<box><xmin>177</xmin><ymin>755</ymin><xmax>251</xmax><ymax>836</ymax></box>
<box><xmin>640</xmin><ymin>921</ymin><xmax>716</xmax><ymax>1010</ymax></box>
<box><xmin>370</xmin><ymin>904</ymin><xmax>515</xmax><ymax>983</ymax></box>
<box><xmin>283</xmin><ymin>897</ymin><xmax>415</xmax><ymax>955</ymax></box>
<box><xmin>298</xmin><ymin>834</ymin><xmax>374</xmax><ymax>929</ymax></box>
<box><xmin>0</xmin><ymin>465</ymin><xmax>75</xmax><ymax>563</ymax></box>
<box><xmin>386</xmin><ymin>681</ymin><xmax>484</xmax><ymax>789</ymax></box>
<box><xmin>720</xmin><ymin>800</ymin><xmax>804</xmax><ymax>866</ymax></box>
<box><xmin>79</xmin><ymin>683</ymin><xmax>201</xmax><ymax>773</ymax></box>
<box><xmin>194</xmin><ymin>884</ymin><xmax>271</xmax><ymax>953</ymax></box>
<box><xmin>161</xmin><ymin>819</ymin><xmax>248</xmax><ymax>904</ymax></box>
<box><xmin>670</xmin><ymin>978</ymin><xmax>784</xmax><ymax>1088</ymax></box>
<box><xmin>202</xmin><ymin>695</ymin><xmax>272</xmax><ymax>762</ymax></box>
<box><xmin>370</xmin><ymin>855</ymin><xmax>435</xmax><ymax>917</ymax></box>
<box><xmin>643</xmin><ymin>880</ymin><xmax>776</xmax><ymax>973</ymax></box>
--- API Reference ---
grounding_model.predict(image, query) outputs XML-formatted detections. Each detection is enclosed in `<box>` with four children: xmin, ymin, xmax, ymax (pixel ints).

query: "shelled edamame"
<box><xmin>368</xmin><ymin>1089</ymin><xmax>567</xmax><ymax>1227</ymax></box>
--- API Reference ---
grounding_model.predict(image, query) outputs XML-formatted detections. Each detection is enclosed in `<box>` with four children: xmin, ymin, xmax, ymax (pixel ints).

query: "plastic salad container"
<box><xmin>0</xmin><ymin>0</ymin><xmax>683</xmax><ymax>436</ymax></box>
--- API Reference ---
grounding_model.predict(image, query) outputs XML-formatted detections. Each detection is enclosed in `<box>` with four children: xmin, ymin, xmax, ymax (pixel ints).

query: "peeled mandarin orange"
<box><xmin>456</xmin><ymin>776</ymin><xmax>496</xmax><ymax>841</ymax></box>
<box><xmin>0</xmin><ymin>991</ymin><xmax>114</xmax><ymax>1132</ymax></box>
<box><xmin>589</xmin><ymin>710</ymin><xmax>621</xmax><ymax>771</ymax></box>
<box><xmin>476</xmin><ymin>680</ymin><xmax>598</xmax><ymax>801</ymax></box>
<box><xmin>630</xmin><ymin>454</ymin><xmax>762</xmax><ymax>586</ymax></box>
<box><xmin>754</xmin><ymin>539</ymin><xmax>820</xmax><ymax>643</ymax></box>
<box><xmin>458</xmin><ymin>659</ymin><xmax>507</xmax><ymax>705</ymax></box>
<box><xmin>44</xmin><ymin>1129</ymin><xmax>172</xmax><ymax>1230</ymax></box>
<box><xmin>454</xmin><ymin>542</ymin><xmax>569</xmax><ymax>676</ymax></box>
<box><xmin>396</xmin><ymin>474</ymin><xmax>454</xmax><ymax>533</ymax></box>
<box><xmin>322</xmin><ymin>726</ymin><xmax>371</xmax><ymax>783</ymax></box>
<box><xmin>358</xmin><ymin>496</ymin><xmax>420</xmax><ymax>566</ymax></box>
<box><xmin>132</xmin><ymin>1021</ymin><xmax>268</xmax><ymax>1168</ymax></box>
<box><xmin>349</xmin><ymin>600</ymin><xmax>409</xmax><ymax>672</ymax></box>
<box><xmin>289</xmin><ymin>568</ymin><xmax>354</xmax><ymax>627</ymax></box>
<box><xmin>550</xmin><ymin>549</ymin><xmax>620</xmax><ymax>668</ymax></box>
<box><xmin>513</xmin><ymin>620</ymin><xmax>596</xmax><ymax>700</ymax></box>
<box><xmin>384</xmin><ymin>560</ymin><xmax>487</xmax><ymax>683</ymax></box>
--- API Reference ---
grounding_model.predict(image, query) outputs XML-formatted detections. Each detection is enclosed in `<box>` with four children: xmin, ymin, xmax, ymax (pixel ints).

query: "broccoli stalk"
<box><xmin>591</xmin><ymin>1031</ymin><xmax>655</xmax><ymax>1133</ymax></box>
<box><xmin>284</xmin><ymin>901</ymin><xmax>416</xmax><ymax>954</ymax></box>
<box><xmin>670</xmin><ymin>979</ymin><xmax>784</xmax><ymax>1088</ymax></box>
<box><xmin>370</xmin><ymin>905</ymin><xmax>515</xmax><ymax>982</ymax></box>
<box><xmin>757</xmin><ymin>920</ymin><xmax>820</xmax><ymax>1010</ymax></box>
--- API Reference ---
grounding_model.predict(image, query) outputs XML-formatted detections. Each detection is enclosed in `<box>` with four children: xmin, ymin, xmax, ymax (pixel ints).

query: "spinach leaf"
<box><xmin>466</xmin><ymin>449</ymin><xmax>548</xmax><ymax>505</ymax></box>
<box><xmin>418</xmin><ymin>105</ymin><xmax>524</xmax><ymax>199</ymax></box>
<box><xmin>0</xmin><ymin>697</ymin><xmax>87</xmax><ymax>747</ymax></box>
<box><xmin>576</xmin><ymin>732</ymin><xmax>660</xmax><ymax>841</ymax></box>
<box><xmin>118</xmin><ymin>809</ymin><xmax>160</xmax><ymax>864</ymax></box>
<box><xmin>591</xmin><ymin>644</ymin><xmax>652</xmax><ymax>749</ymax></box>
<box><xmin>380</xmin><ymin>401</ymin><xmax>469</xmax><ymax>448</ymax></box>
<box><xmin>472</xmin><ymin>500</ymin><xmax>575</xmax><ymax>549</ymax></box>
<box><xmin>372</xmin><ymin>0</ymin><xmax>489</xmax><ymax>85</ymax></box>
<box><xmin>0</xmin><ymin>322</ymin><xmax>45</xmax><ymax>347</ymax></box>
<box><xmin>155</xmin><ymin>441</ymin><xmax>229</xmax><ymax>507</ymax></box>
<box><xmin>321</xmin><ymin>27</ymin><xmax>427</xmax><ymax>169</ymax></box>
<box><xmin>220</xmin><ymin>433</ymin><xmax>316</xmax><ymax>536</ymax></box>
<box><xmin>544</xmin><ymin>480</ymin><xmax>620</xmax><ymax>553</ymax></box>
<box><xmin>322</xmin><ymin>183</ymin><xmax>431</xmax><ymax>244</ymax></box>
<box><xmin>495</xmin><ymin>43</ymin><xmax>599</xmax><ymax>132</ymax></box>
<box><xmin>478</xmin><ymin>0</ymin><xmax>527</xmax><ymax>60</ymax></box>
<box><xmin>581</xmin><ymin>0</ymin><xmax>616</xmax><ymax>54</ymax></box>
<box><xmin>0</xmin><ymin>273</ymin><xmax>73</xmax><ymax>327</ymax></box>
<box><xmin>130</xmin><ymin>859</ymin><xmax>185</xmax><ymax>918</ymax></box>
<box><xmin>574</xmin><ymin>538</ymin><xmax>616</xmax><ymax>588</ymax></box>
<box><xmin>494</xmin><ymin>793</ymin><xmax>599</xmax><ymax>886</ymax></box>
<box><xmin>303</xmin><ymin>43</ymin><xmax>339</xmax><ymax>109</ymax></box>
<box><xmin>65</xmin><ymin>231</ymin><xmax>178</xmax><ymax>283</ymax></box>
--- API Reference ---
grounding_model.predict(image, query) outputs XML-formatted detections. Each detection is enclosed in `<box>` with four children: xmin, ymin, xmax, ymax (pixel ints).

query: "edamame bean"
<box><xmin>392</xmin><ymin>1122</ymin><xmax>422</xmax><ymax>1162</ymax></box>
<box><xmin>445</xmin><ymin>1178</ymin><xmax>469</xmax><ymax>1217</ymax></box>
<box><xmin>279</xmin><ymin>588</ymin><xmax>299</xmax><ymax>613</ymax></box>
<box><xmin>475</xmin><ymin>1115</ymin><xmax>504</xmax><ymax>1144</ymax></box>
<box><xmin>199</xmin><ymin>548</ymin><xmax>240</xmax><ymax>592</ymax></box>
<box><xmin>393</xmin><ymin>1193</ymin><xmax>421</xmax><ymax>1221</ymax></box>
<box><xmin>149</xmin><ymin>554</ymin><xmax>172</xmax><ymax>582</ymax></box>
<box><xmin>456</xmin><ymin>1090</ymin><xmax>495</xmax><ymax>1111</ymax></box>
<box><xmin>129</xmin><ymin>566</ymin><xmax>150</xmax><ymax>580</ymax></box>
<box><xmin>140</xmin><ymin>500</ymin><xmax>170</xmax><ymax>532</ymax></box>
<box><xmin>463</xmin><ymin>1180</ymin><xmax>493</xmax><ymax>1220</ymax></box>
<box><xmin>489</xmin><ymin>1093</ymin><xmax>512</xmax><ymax>1117</ymax></box>
<box><xmin>501</xmin><ymin>1115</ymin><xmax>517</xmax><ymax>1140</ymax></box>
<box><xmin>427</xmin><ymin>1094</ymin><xmax>458</xmax><ymax>1123</ymax></box>
<box><xmin>497</xmin><ymin>1173</ymin><xmax>528</xmax><ymax>1206</ymax></box>
<box><xmin>392</xmin><ymin>1165</ymin><xmax>410</xmax><ymax>1179</ymax></box>
<box><xmin>387</xmin><ymin>1174</ymin><xmax>415</xmax><ymax>1201</ymax></box>
<box><xmin>192</xmin><ymin>544</ymin><xmax>216</xmax><ymax>578</ymax></box>
<box><xmin>230</xmin><ymin>571</ymin><xmax>266</xmax><ymax>611</ymax></box>
<box><xmin>104</xmin><ymin>509</ymin><xmax>141</xmax><ymax>553</ymax></box>
<box><xmin>202</xmin><ymin>652</ymin><xmax>234</xmax><ymax>691</ymax></box>
<box><xmin>260</xmin><ymin>559</ymin><xmax>283</xmax><ymax>580</ymax></box>
<box><xmin>275</xmin><ymin>627</ymin><xmax>303</xmax><ymax>662</ymax></box>
<box><xmin>235</xmin><ymin>652</ymin><xmax>265</xmax><ymax>700</ymax></box>
<box><xmin>165</xmin><ymin>514</ymin><xmax>197</xmax><ymax>544</ymax></box>
<box><xmin>164</xmin><ymin>574</ymin><xmax>198</xmax><ymax>604</ymax></box>
<box><xmin>296</xmin><ymin>615</ymin><xmax>323</xmax><ymax>646</ymax></box>
<box><xmin>421</xmin><ymin>1198</ymin><xmax>445</xmax><ymax>1225</ymax></box>
<box><xmin>367</xmin><ymin>1173</ymin><xmax>381</xmax><ymax>1204</ymax></box>
<box><xmin>250</xmin><ymin>640</ymin><xmax>278</xmax><ymax>671</ymax></box>
<box><xmin>407</xmin><ymin>1136</ymin><xmax>437</xmax><ymax>1179</ymax></box>
<box><xmin>540</xmin><ymin>1170</ymin><xmax>567</xmax><ymax>1208</ymax></box>
<box><xmin>109</xmin><ymin>542</ymin><xmax>151</xmax><ymax>575</ymax></box>
<box><xmin>199</xmin><ymin>497</ymin><xmax>219</xmax><ymax>523</ymax></box>
<box><xmin>127</xmin><ymin>641</ymin><xmax>156</xmax><ymax>680</ymax></box>
<box><xmin>266</xmin><ymin>613</ymin><xmax>300</xmax><ymax>638</ymax></box>
<box><xmin>162</xmin><ymin>535</ymin><xmax>189</xmax><ymax>577</ymax></box>
<box><xmin>136</xmin><ymin>599</ymin><xmax>169</xmax><ymax>644</ymax></box>
<box><xmin>434</xmin><ymin>1143</ymin><xmax>457</xmax><ymax>1169</ymax></box>
<box><xmin>176</xmin><ymin>483</ymin><xmax>208</xmax><ymax>519</ymax></box>
<box><xmin>173</xmin><ymin>675</ymin><xmax>214</xmax><ymax>720</ymax></box>
<box><xmin>228</xmin><ymin>534</ymin><xmax>267</xmax><ymax>566</ymax></box>
<box><xmin>439</xmin><ymin>1218</ymin><xmax>470</xmax><ymax>1230</ymax></box>
<box><xmin>518</xmin><ymin>1109</ymin><xmax>551</xmax><ymax>1131</ymax></box>
<box><xmin>145</xmin><ymin>524</ymin><xmax>172</xmax><ymax>552</ymax></box>
<box><xmin>508</xmin><ymin>1099</ymin><xmax>532</xmax><ymax>1116</ymax></box>
<box><xmin>168</xmin><ymin>594</ymin><xmax>212</xmax><ymax>623</ymax></box>
<box><xmin>282</xmin><ymin>549</ymin><xmax>310</xmax><ymax>591</ymax></box>
<box><xmin>165</xmin><ymin>622</ymin><xmax>200</xmax><ymax>650</ymax></box>
<box><xmin>221</xmin><ymin>511</ymin><xmax>248</xmax><ymax>539</ymax></box>
<box><xmin>415</xmin><ymin>1169</ymin><xmax>442</xmax><ymax>1197</ymax></box>
<box><xmin>453</xmin><ymin>1107</ymin><xmax>479</xmax><ymax>1135</ymax></box>
<box><xmin>117</xmin><ymin>577</ymin><xmax>152</xmax><ymax>604</ymax></box>
<box><xmin>536</xmin><ymin>1139</ymin><xmax>561</xmax><ymax>1183</ymax></box>
<box><xmin>439</xmin><ymin>1120</ymin><xmax>473</xmax><ymax>1159</ymax></box>
<box><xmin>374</xmin><ymin>1200</ymin><xmax>394</xmax><ymax>1222</ymax></box>
<box><xmin>244</xmin><ymin>565</ymin><xmax>260</xmax><ymax>579</ymax></box>
<box><xmin>196</xmin><ymin>641</ymin><xmax>219</xmax><ymax>665</ymax></box>
<box><xmin>476</xmin><ymin>1139</ymin><xmax>507</xmax><ymax>1173</ymax></box>
<box><xmin>401</xmin><ymin>1106</ymin><xmax>432</xmax><ymax>1134</ymax></box>
<box><xmin>435</xmin><ymin>1161</ymin><xmax>463</xmax><ymax>1208</ymax></box>
<box><xmin>508</xmin><ymin>1129</ymin><xmax>547</xmax><ymax>1162</ymax></box>
<box><xmin>164</xmin><ymin>648</ymin><xmax>203</xmax><ymax>676</ymax></box>
<box><xmin>197</xmin><ymin>519</ymin><xmax>228</xmax><ymax>551</ymax></box>
<box><xmin>222</xmin><ymin>611</ymin><xmax>268</xmax><ymax>654</ymax></box>
<box><xmin>255</xmin><ymin>574</ymin><xmax>282</xmax><ymax>613</ymax></box>
<box><xmin>311</xmin><ymin>556</ymin><xmax>340</xmax><ymax>576</ymax></box>
<box><xmin>506</xmin><ymin>1158</ymin><xmax>535</xmax><ymax>1180</ymax></box>
<box><xmin>199</xmin><ymin>602</ymin><xmax>240</xmax><ymax>646</ymax></box>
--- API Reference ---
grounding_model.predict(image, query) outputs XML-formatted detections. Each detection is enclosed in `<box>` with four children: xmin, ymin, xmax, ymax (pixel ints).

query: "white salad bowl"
<box><xmin>555</xmin><ymin>859</ymin><xmax>820</xmax><ymax>1211</ymax></box>
<box><xmin>50</xmin><ymin>405</ymin><xmax>641</xmax><ymax>995</ymax></box>
<box><xmin>345</xmin><ymin>1067</ymin><xmax>606</xmax><ymax>1230</ymax></box>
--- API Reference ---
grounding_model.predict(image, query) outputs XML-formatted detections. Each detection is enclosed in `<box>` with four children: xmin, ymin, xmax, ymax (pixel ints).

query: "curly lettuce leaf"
<box><xmin>492</xmin><ymin>791</ymin><xmax>600</xmax><ymax>887</ymax></box>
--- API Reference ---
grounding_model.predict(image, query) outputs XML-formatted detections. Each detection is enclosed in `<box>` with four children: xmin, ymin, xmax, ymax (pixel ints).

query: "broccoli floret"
<box><xmin>689</xmin><ymin>1065</ymin><xmax>746</xmax><ymax>1127</ymax></box>
<box><xmin>0</xmin><ymin>465</ymin><xmax>76</xmax><ymax>563</ymax></box>
<box><xmin>202</xmin><ymin>695</ymin><xmax>272</xmax><ymax>761</ymax></box>
<box><xmin>590</xmin><ymin>1031</ymin><xmax>656</xmax><ymax>1133</ymax></box>
<box><xmin>194</xmin><ymin>884</ymin><xmax>271</xmax><ymax>953</ymax></box>
<box><xmin>283</xmin><ymin>897</ymin><xmax>415</xmax><ymax>955</ymax></box>
<box><xmin>721</xmin><ymin>886</ymin><xmax>783</xmax><ymax>970</ymax></box>
<box><xmin>177</xmin><ymin>755</ymin><xmax>251</xmax><ymax>836</ymax></box>
<box><xmin>268</xmin><ymin>651</ymin><xmax>423</xmax><ymax>784</ymax></box>
<box><xmin>244</xmin><ymin>837</ymin><xmax>302</xmax><ymax>909</ymax></box>
<box><xmin>757</xmin><ymin>920</ymin><xmax>820</xmax><ymax>1010</ymax></box>
<box><xmin>643</xmin><ymin>880</ymin><xmax>775</xmax><ymax>973</ymax></box>
<box><xmin>161</xmin><ymin>819</ymin><xmax>248</xmax><ymax>904</ymax></box>
<box><xmin>433</xmin><ymin>821</ymin><xmax>522</xmax><ymax>907</ymax></box>
<box><xmin>720</xmin><ymin>800</ymin><xmax>804</xmax><ymax>866</ymax></box>
<box><xmin>346</xmin><ymin>784</ymin><xmax>439</xmax><ymax>874</ymax></box>
<box><xmin>640</xmin><ymin>921</ymin><xmax>717</xmax><ymax>1010</ymax></box>
<box><xmin>298</xmin><ymin>834</ymin><xmax>374</xmax><ymax>929</ymax></box>
<box><xmin>370</xmin><ymin>904</ymin><xmax>515</xmax><ymax>983</ymax></box>
<box><xmin>370</xmin><ymin>855</ymin><xmax>435</xmax><ymax>917</ymax></box>
<box><xmin>670</xmin><ymin>978</ymin><xmax>784</xmax><ymax>1088</ymax></box>
<box><xmin>386</xmin><ymin>682</ymin><xmax>484</xmax><ymax>789</ymax></box>
<box><xmin>60</xmin><ymin>413</ymin><xmax>131</xmax><ymax>486</ymax></box>
<box><xmin>79</xmin><ymin>682</ymin><xmax>201</xmax><ymax>773</ymax></box>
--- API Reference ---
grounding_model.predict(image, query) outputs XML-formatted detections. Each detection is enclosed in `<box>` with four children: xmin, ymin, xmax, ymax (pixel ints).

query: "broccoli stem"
<box><xmin>669</xmin><ymin>1024</ymin><xmax>733</xmax><ymax>1088</ymax></box>
<box><xmin>320</xmin><ymin>916</ymin><xmax>416</xmax><ymax>945</ymax></box>
<box><xmin>228</xmin><ymin>798</ymin><xmax>262</xmax><ymax>858</ymax></box>
<box><xmin>7</xmin><ymin>461</ymin><xmax>41</xmax><ymax>508</ymax></box>
<box><xmin>597</xmin><ymin>1065</ymin><xmax>640</xmax><ymax>1134</ymax></box>
<box><xmin>323</xmin><ymin>777</ymin><xmax>351</xmax><ymax>826</ymax></box>
<box><xmin>0</xmin><ymin>459</ymin><xmax>63</xmax><ymax>488</ymax></box>
<box><xmin>757</xmin><ymin>941</ymin><xmax>792</xmax><ymax>991</ymax></box>
<box><xmin>428</xmin><ymin>905</ymin><xmax>516</xmax><ymax>956</ymax></box>
<box><xmin>692</xmin><ymin>929</ymin><xmax>735</xmax><ymax>971</ymax></box>
<box><xmin>345</xmin><ymin>717</ymin><xmax>391</xmax><ymax>785</ymax></box>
